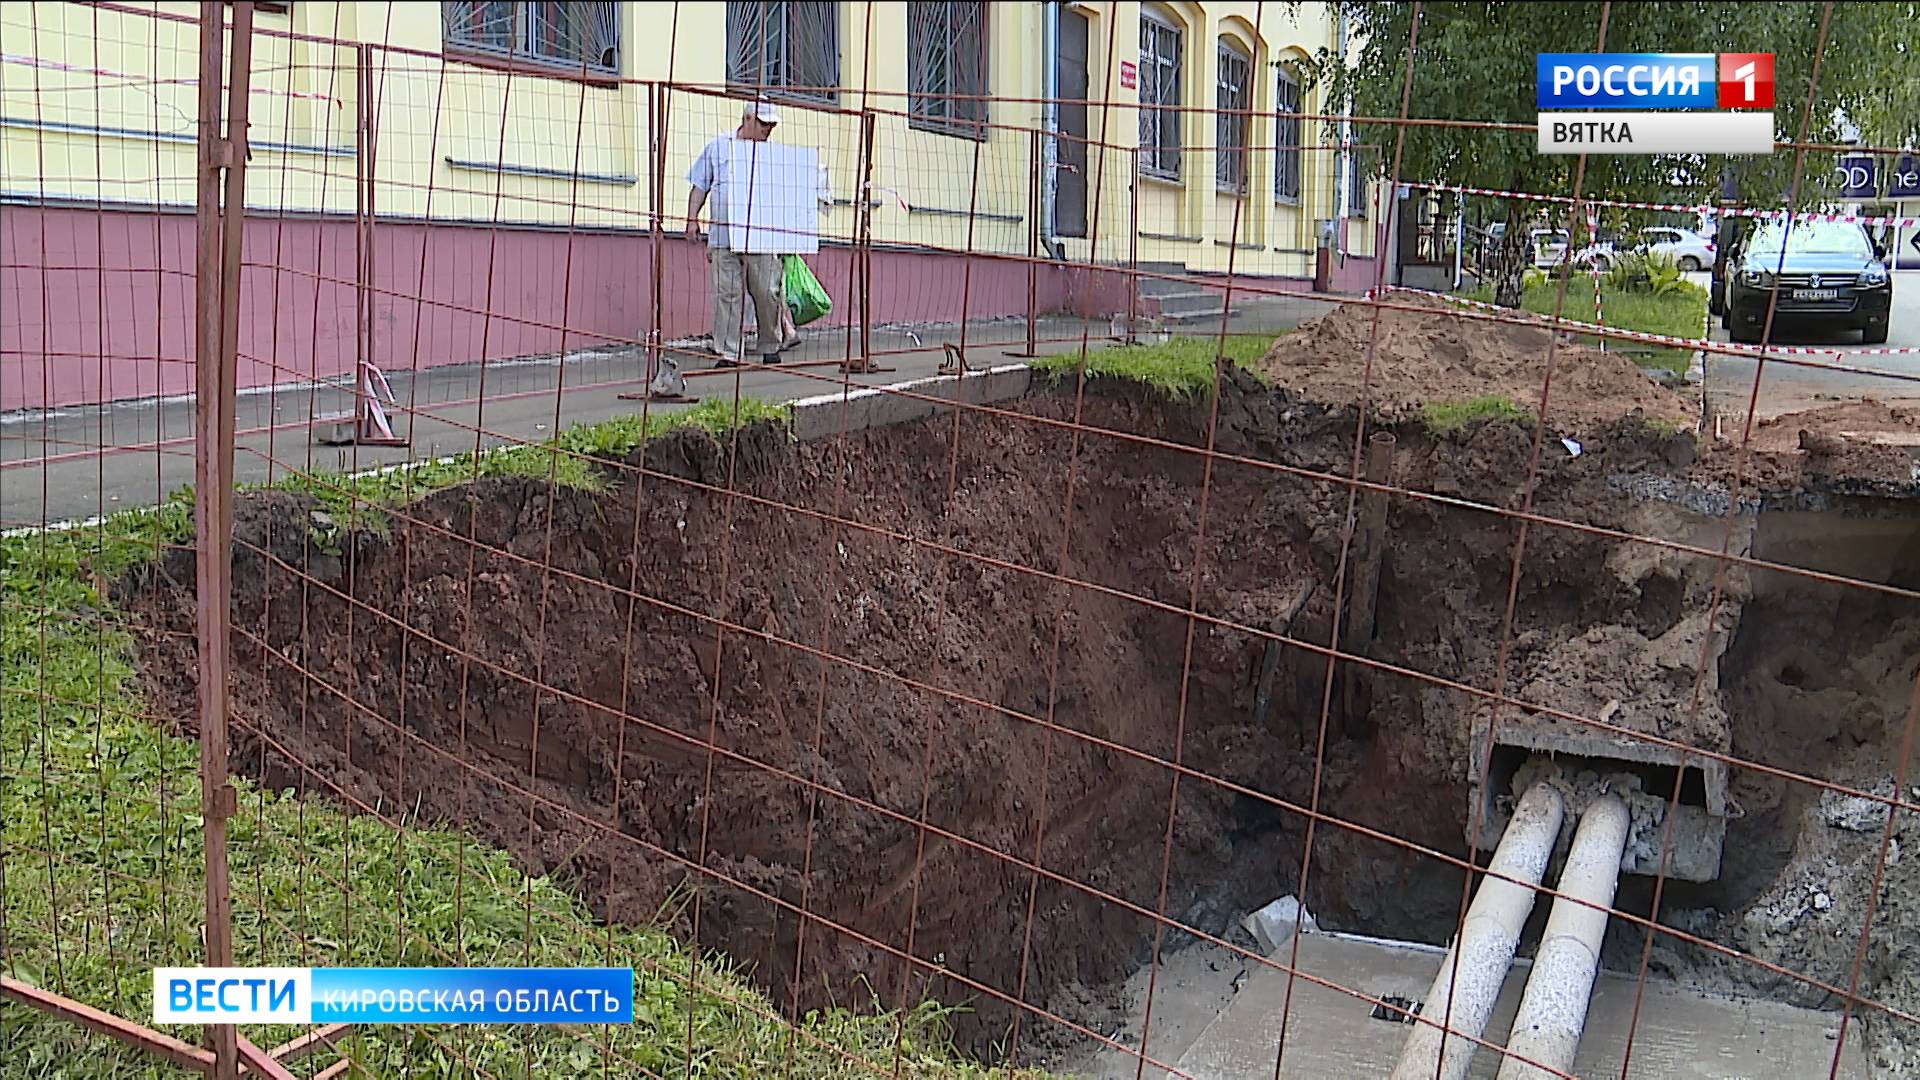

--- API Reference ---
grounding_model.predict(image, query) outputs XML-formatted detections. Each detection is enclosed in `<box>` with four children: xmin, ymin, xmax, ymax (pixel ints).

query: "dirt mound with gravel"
<box><xmin>1257</xmin><ymin>294</ymin><xmax>1697</xmax><ymax>432</ymax></box>
<box><xmin>1699</xmin><ymin>400</ymin><xmax>1920</xmax><ymax>492</ymax></box>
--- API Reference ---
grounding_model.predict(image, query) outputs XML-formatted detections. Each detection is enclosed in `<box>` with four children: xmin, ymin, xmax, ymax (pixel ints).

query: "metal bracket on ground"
<box><xmin>618</xmin><ymin>352</ymin><xmax>696</xmax><ymax>403</ymax></box>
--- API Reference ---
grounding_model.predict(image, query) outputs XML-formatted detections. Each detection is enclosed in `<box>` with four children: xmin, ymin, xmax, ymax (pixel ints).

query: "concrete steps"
<box><xmin>1135</xmin><ymin>264</ymin><xmax>1238</xmax><ymax>324</ymax></box>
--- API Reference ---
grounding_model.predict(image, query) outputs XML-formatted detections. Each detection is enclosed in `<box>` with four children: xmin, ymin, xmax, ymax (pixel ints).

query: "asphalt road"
<box><xmin>1701</xmin><ymin>270</ymin><xmax>1920</xmax><ymax>423</ymax></box>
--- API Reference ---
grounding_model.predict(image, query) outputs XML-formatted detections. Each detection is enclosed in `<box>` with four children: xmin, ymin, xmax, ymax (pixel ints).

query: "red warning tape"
<box><xmin>1406</xmin><ymin>181</ymin><xmax>1920</xmax><ymax>229</ymax></box>
<box><xmin>1365</xmin><ymin>285</ymin><xmax>1920</xmax><ymax>358</ymax></box>
<box><xmin>0</xmin><ymin>52</ymin><xmax>346</xmax><ymax>106</ymax></box>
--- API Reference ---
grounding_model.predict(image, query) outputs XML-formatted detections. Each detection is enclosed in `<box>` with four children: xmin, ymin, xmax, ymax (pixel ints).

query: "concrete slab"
<box><xmin>1153</xmin><ymin>933</ymin><xmax>1866</xmax><ymax>1079</ymax></box>
<box><xmin>1466</xmin><ymin>718</ymin><xmax>1729</xmax><ymax>883</ymax></box>
<box><xmin>788</xmin><ymin>363</ymin><xmax>1033</xmax><ymax>441</ymax></box>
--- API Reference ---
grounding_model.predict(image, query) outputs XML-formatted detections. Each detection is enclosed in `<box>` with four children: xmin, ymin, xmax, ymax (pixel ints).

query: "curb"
<box><xmin>787</xmin><ymin>363</ymin><xmax>1035</xmax><ymax>442</ymax></box>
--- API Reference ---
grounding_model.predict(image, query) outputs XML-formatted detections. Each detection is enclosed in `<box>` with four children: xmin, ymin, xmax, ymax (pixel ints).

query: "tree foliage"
<box><xmin>1315</xmin><ymin>1</ymin><xmax>1914</xmax><ymax>207</ymax></box>
<box><xmin>1307</xmin><ymin>1</ymin><xmax>1915</xmax><ymax>303</ymax></box>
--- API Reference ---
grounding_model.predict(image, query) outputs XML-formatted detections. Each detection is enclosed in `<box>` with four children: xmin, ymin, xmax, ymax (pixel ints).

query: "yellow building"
<box><xmin>1</xmin><ymin>1</ymin><xmax>1377</xmax><ymax>409</ymax></box>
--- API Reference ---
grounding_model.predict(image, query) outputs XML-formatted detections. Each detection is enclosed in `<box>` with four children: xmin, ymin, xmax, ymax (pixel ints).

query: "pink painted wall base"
<box><xmin>2</xmin><ymin>204</ymin><xmax>1368</xmax><ymax>411</ymax></box>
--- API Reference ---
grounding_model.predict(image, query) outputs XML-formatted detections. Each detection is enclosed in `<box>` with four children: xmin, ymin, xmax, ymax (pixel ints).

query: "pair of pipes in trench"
<box><xmin>1390</xmin><ymin>781</ymin><xmax>1631</xmax><ymax>1080</ymax></box>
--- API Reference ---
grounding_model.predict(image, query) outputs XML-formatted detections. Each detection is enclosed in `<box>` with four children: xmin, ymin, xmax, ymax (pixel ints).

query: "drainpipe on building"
<box><xmin>1040</xmin><ymin>2</ymin><xmax>1063</xmax><ymax>262</ymax></box>
<box><xmin>1335</xmin><ymin>6</ymin><xmax>1350</xmax><ymax>256</ymax></box>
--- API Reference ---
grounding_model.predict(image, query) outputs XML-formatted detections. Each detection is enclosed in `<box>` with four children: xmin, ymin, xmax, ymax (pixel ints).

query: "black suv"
<box><xmin>1721</xmin><ymin>220</ymin><xmax>1893</xmax><ymax>344</ymax></box>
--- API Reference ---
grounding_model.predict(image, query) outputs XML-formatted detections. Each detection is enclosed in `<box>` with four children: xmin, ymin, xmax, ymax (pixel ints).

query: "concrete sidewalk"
<box><xmin>1</xmin><ymin>296</ymin><xmax>1333</xmax><ymax>526</ymax></box>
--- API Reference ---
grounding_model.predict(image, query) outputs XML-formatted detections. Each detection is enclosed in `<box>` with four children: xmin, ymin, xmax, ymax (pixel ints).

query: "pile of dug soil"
<box><xmin>1257</xmin><ymin>294</ymin><xmax>1697</xmax><ymax>432</ymax></box>
<box><xmin>1699</xmin><ymin>400</ymin><xmax>1920</xmax><ymax>492</ymax></box>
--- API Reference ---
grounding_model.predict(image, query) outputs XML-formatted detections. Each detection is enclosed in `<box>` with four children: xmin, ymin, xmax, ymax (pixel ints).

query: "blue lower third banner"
<box><xmin>154</xmin><ymin>967</ymin><xmax>634</xmax><ymax>1025</ymax></box>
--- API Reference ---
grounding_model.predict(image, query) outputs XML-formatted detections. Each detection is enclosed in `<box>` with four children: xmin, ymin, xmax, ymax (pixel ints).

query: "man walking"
<box><xmin>686</xmin><ymin>99</ymin><xmax>788</xmax><ymax>366</ymax></box>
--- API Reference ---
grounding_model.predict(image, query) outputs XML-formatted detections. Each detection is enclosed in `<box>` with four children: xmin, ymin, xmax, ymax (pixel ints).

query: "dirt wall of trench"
<box><xmin>124</xmin><ymin>376</ymin><xmax>1750</xmax><ymax>1057</ymax></box>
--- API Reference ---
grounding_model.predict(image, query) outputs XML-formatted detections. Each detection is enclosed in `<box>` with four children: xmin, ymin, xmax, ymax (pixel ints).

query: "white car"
<box><xmin>1528</xmin><ymin>228</ymin><xmax>1573</xmax><ymax>268</ymax></box>
<box><xmin>1635</xmin><ymin>226</ymin><xmax>1715</xmax><ymax>271</ymax></box>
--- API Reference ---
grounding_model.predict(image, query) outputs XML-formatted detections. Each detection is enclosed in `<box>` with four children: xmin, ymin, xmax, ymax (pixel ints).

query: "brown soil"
<box><xmin>1256</xmin><ymin>293</ymin><xmax>1698</xmax><ymax>432</ymax></box>
<box><xmin>119</xmin><ymin>300</ymin><xmax>1920</xmax><ymax>1071</ymax></box>
<box><xmin>124</xmin><ymin>374</ymin><xmax>1716</xmax><ymax>1059</ymax></box>
<box><xmin>1622</xmin><ymin>510</ymin><xmax>1920</xmax><ymax>1077</ymax></box>
<box><xmin>1698</xmin><ymin>400</ymin><xmax>1920</xmax><ymax>493</ymax></box>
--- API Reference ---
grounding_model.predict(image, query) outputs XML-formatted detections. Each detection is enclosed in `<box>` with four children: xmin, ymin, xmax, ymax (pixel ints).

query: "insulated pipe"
<box><xmin>1496</xmin><ymin>794</ymin><xmax>1630</xmax><ymax>1080</ymax></box>
<box><xmin>1391</xmin><ymin>782</ymin><xmax>1566</xmax><ymax>1080</ymax></box>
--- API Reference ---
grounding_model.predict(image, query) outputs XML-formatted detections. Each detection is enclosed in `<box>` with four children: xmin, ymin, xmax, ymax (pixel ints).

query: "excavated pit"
<box><xmin>121</xmin><ymin>307</ymin><xmax>1920</xmax><ymax>1072</ymax></box>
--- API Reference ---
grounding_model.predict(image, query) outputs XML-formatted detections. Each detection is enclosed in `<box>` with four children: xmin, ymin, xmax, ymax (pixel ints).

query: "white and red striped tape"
<box><xmin>1</xmin><ymin>52</ymin><xmax>346</xmax><ymax>106</ymax></box>
<box><xmin>1405</xmin><ymin>181</ymin><xmax>1919</xmax><ymax>230</ymax></box>
<box><xmin>1363</xmin><ymin>285</ymin><xmax>1920</xmax><ymax>359</ymax></box>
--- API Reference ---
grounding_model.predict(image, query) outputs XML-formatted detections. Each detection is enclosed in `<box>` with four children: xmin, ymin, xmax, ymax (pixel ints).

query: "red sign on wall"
<box><xmin>1119</xmin><ymin>60</ymin><xmax>1138</xmax><ymax>90</ymax></box>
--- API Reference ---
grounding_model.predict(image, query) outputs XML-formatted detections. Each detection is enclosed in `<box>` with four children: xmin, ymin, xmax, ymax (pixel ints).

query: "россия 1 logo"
<box><xmin>1717</xmin><ymin>53</ymin><xmax>1776</xmax><ymax>110</ymax></box>
<box><xmin>1535</xmin><ymin>52</ymin><xmax>1774</xmax><ymax>155</ymax></box>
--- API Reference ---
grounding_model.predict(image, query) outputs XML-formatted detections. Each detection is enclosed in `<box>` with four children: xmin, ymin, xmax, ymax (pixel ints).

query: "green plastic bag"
<box><xmin>783</xmin><ymin>255</ymin><xmax>832</xmax><ymax>327</ymax></box>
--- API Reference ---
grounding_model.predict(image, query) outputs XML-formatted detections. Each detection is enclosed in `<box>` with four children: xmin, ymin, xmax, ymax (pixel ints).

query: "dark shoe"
<box><xmin>759</xmin><ymin>352</ymin><xmax>781</xmax><ymax>365</ymax></box>
<box><xmin>777</xmin><ymin>334</ymin><xmax>804</xmax><ymax>353</ymax></box>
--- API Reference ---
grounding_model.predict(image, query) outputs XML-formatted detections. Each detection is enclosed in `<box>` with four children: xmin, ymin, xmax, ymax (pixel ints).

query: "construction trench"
<box><xmin>125</xmin><ymin>300</ymin><xmax>1920</xmax><ymax>1076</ymax></box>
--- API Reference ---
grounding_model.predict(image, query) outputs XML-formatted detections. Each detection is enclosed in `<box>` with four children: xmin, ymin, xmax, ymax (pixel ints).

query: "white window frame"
<box><xmin>1274</xmin><ymin>64</ymin><xmax>1303</xmax><ymax>204</ymax></box>
<box><xmin>908</xmin><ymin>1</ymin><xmax>989</xmax><ymax>139</ymax></box>
<box><xmin>1216</xmin><ymin>39</ymin><xmax>1252</xmax><ymax>194</ymax></box>
<box><xmin>1138</xmin><ymin>7</ymin><xmax>1184</xmax><ymax>180</ymax></box>
<box><xmin>442</xmin><ymin>1</ymin><xmax>622</xmax><ymax>77</ymax></box>
<box><xmin>727</xmin><ymin>1</ymin><xmax>842</xmax><ymax>104</ymax></box>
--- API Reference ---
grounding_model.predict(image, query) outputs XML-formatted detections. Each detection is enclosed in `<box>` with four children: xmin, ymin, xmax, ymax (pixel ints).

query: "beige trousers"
<box><xmin>709</xmin><ymin>248</ymin><xmax>784</xmax><ymax>360</ymax></box>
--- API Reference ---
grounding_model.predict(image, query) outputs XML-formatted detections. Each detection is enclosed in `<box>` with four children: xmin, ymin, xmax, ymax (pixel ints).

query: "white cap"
<box><xmin>748</xmin><ymin>98</ymin><xmax>780</xmax><ymax>124</ymax></box>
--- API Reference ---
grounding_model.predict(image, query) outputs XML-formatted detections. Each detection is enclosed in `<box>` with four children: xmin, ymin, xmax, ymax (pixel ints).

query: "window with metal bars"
<box><xmin>727</xmin><ymin>1</ymin><xmax>841</xmax><ymax>103</ymax></box>
<box><xmin>442</xmin><ymin>2</ymin><xmax>620</xmax><ymax>76</ymax></box>
<box><xmin>1138</xmin><ymin>7</ymin><xmax>1183</xmax><ymax>179</ymax></box>
<box><xmin>1275</xmin><ymin>65</ymin><xmax>1302</xmax><ymax>202</ymax></box>
<box><xmin>1216</xmin><ymin>40</ymin><xmax>1251</xmax><ymax>193</ymax></box>
<box><xmin>908</xmin><ymin>1</ymin><xmax>987</xmax><ymax>139</ymax></box>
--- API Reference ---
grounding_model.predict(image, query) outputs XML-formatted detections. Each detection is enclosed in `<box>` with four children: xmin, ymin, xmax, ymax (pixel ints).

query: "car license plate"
<box><xmin>1792</xmin><ymin>288</ymin><xmax>1839</xmax><ymax>300</ymax></box>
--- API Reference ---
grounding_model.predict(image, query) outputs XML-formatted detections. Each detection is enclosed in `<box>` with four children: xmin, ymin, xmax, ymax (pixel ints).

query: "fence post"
<box><xmin>647</xmin><ymin>81</ymin><xmax>666</xmax><ymax>383</ymax></box>
<box><xmin>842</xmin><ymin>109</ymin><xmax>881</xmax><ymax>374</ymax></box>
<box><xmin>192</xmin><ymin>2</ymin><xmax>253</xmax><ymax>1077</ymax></box>
<box><xmin>355</xmin><ymin>44</ymin><xmax>372</xmax><ymax>394</ymax></box>
<box><xmin>1007</xmin><ymin>126</ymin><xmax>1040</xmax><ymax>358</ymax></box>
<box><xmin>1128</xmin><ymin>146</ymin><xmax>1140</xmax><ymax>343</ymax></box>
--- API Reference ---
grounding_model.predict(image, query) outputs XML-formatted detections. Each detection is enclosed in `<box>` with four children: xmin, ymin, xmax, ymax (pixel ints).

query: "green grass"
<box><xmin>268</xmin><ymin>397</ymin><xmax>795</xmax><ymax>544</ymax></box>
<box><xmin>1027</xmin><ymin>334</ymin><xmax>1274</xmax><ymax>401</ymax></box>
<box><xmin>1468</xmin><ymin>277</ymin><xmax>1707</xmax><ymax>375</ymax></box>
<box><xmin>1421</xmin><ymin>395</ymin><xmax>1532</xmax><ymax>433</ymax></box>
<box><xmin>1</xmin><ymin>398</ymin><xmax>1035</xmax><ymax>1079</ymax></box>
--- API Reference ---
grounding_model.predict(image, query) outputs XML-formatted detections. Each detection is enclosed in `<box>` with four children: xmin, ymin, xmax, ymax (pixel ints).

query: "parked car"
<box><xmin>1722</xmin><ymin>220</ymin><xmax>1893</xmax><ymax>344</ymax></box>
<box><xmin>1520</xmin><ymin>228</ymin><xmax>1614</xmax><ymax>270</ymax></box>
<box><xmin>1636</xmin><ymin>226</ymin><xmax>1714</xmax><ymax>271</ymax></box>
<box><xmin>1529</xmin><ymin>228</ymin><xmax>1571</xmax><ymax>268</ymax></box>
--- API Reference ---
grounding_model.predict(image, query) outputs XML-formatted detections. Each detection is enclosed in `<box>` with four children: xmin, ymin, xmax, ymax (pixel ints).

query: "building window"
<box><xmin>1216</xmin><ymin>40</ymin><xmax>1251</xmax><ymax>193</ymax></box>
<box><xmin>442</xmin><ymin>2</ymin><xmax>621</xmax><ymax>76</ymax></box>
<box><xmin>1274</xmin><ymin>65</ymin><xmax>1302</xmax><ymax>202</ymax></box>
<box><xmin>1139</xmin><ymin>7</ymin><xmax>1183</xmax><ymax>179</ymax></box>
<box><xmin>1348</xmin><ymin>147</ymin><xmax>1368</xmax><ymax>217</ymax></box>
<box><xmin>727</xmin><ymin>1</ymin><xmax>840</xmax><ymax>103</ymax></box>
<box><xmin>908</xmin><ymin>2</ymin><xmax>987</xmax><ymax>138</ymax></box>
